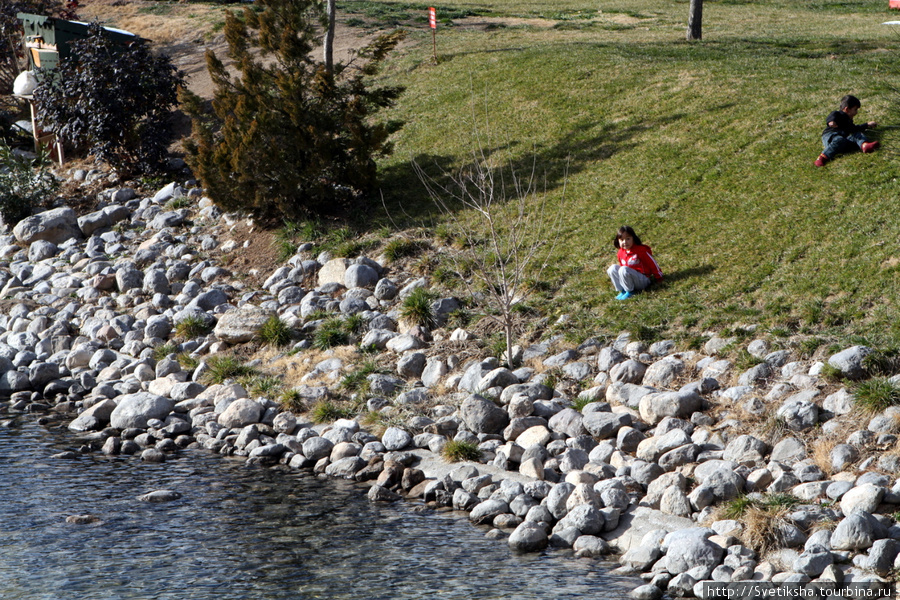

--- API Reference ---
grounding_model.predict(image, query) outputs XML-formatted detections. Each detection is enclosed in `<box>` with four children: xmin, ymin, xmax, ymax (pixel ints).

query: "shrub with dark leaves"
<box><xmin>33</xmin><ymin>22</ymin><xmax>183</xmax><ymax>175</ymax></box>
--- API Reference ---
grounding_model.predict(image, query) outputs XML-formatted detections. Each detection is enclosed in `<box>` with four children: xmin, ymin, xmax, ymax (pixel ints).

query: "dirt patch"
<box><xmin>78</xmin><ymin>0</ymin><xmax>403</xmax><ymax>102</ymax></box>
<box><xmin>216</xmin><ymin>221</ymin><xmax>282</xmax><ymax>289</ymax></box>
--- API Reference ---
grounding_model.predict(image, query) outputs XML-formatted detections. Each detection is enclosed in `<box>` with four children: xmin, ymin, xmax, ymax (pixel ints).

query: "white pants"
<box><xmin>607</xmin><ymin>265</ymin><xmax>651</xmax><ymax>293</ymax></box>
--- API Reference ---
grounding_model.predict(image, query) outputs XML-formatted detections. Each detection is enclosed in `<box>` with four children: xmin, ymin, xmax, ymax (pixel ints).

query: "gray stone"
<box><xmin>344</xmin><ymin>264</ymin><xmax>378</xmax><ymax>289</ymax></box>
<box><xmin>137</xmin><ymin>490</ymin><xmax>181</xmax><ymax>502</ymax></box>
<box><xmin>214</xmin><ymin>306</ymin><xmax>273</xmax><ymax>344</ymax></box>
<box><xmin>478</xmin><ymin>368</ymin><xmax>518</xmax><ymax>391</ymax></box>
<box><xmin>831</xmin><ymin>513</ymin><xmax>879</xmax><ymax>551</ymax></box>
<box><xmin>573</xmin><ymin>535</ymin><xmax>610</xmax><ymax>557</ymax></box>
<box><xmin>470</xmin><ymin>499</ymin><xmax>511</xmax><ymax>525</ymax></box>
<box><xmin>663</xmin><ymin>529</ymin><xmax>724</xmax><ymax>575</ymax></box>
<box><xmin>639</xmin><ymin>390</ymin><xmax>702</xmax><ymax>425</ymax></box>
<box><xmin>302</xmin><ymin>437</ymin><xmax>334</xmax><ymax>461</ymax></box>
<box><xmin>823</xmin><ymin>388</ymin><xmax>853</xmax><ymax>416</ymax></box>
<box><xmin>770</xmin><ymin>437</ymin><xmax>807</xmax><ymax>464</ymax></box>
<box><xmin>508</xmin><ymin>521</ymin><xmax>549</xmax><ymax>552</ymax></box>
<box><xmin>659</xmin><ymin>486</ymin><xmax>692</xmax><ymax>517</ymax></box>
<box><xmin>722</xmin><ymin>434</ymin><xmax>769</xmax><ymax>464</ymax></box>
<box><xmin>397</xmin><ymin>352</ymin><xmax>427</xmax><ymax>379</ymax></box>
<box><xmin>382</xmin><ymin>427</ymin><xmax>413</xmax><ymax>451</ymax></box>
<box><xmin>831</xmin><ymin>444</ymin><xmax>859</xmax><ymax>473</ymax></box>
<box><xmin>548</xmin><ymin>408</ymin><xmax>587</xmax><ymax>438</ymax></box>
<box><xmin>866</xmin><ymin>539</ymin><xmax>900</xmax><ymax>576</ymax></box>
<box><xmin>828</xmin><ymin>346</ymin><xmax>872</xmax><ymax>380</ymax></box>
<box><xmin>109</xmin><ymin>393</ymin><xmax>174</xmax><ymax>429</ymax></box>
<box><xmin>460</xmin><ymin>394</ymin><xmax>509</xmax><ymax>434</ymax></box>
<box><xmin>557</xmin><ymin>503</ymin><xmax>604</xmax><ymax>535</ymax></box>
<box><xmin>840</xmin><ymin>484</ymin><xmax>885</xmax><ymax>516</ymax></box>
<box><xmin>629</xmin><ymin>584</ymin><xmax>663</xmax><ymax>600</ymax></box>
<box><xmin>620</xmin><ymin>545</ymin><xmax>662</xmax><ymax>571</ymax></box>
<box><xmin>792</xmin><ymin>552</ymin><xmax>833</xmax><ymax>577</ymax></box>
<box><xmin>68</xmin><ymin>398</ymin><xmax>118</xmax><ymax>432</ymax></box>
<box><xmin>776</xmin><ymin>397</ymin><xmax>819</xmax><ymax>431</ymax></box>
<box><xmin>218</xmin><ymin>398</ymin><xmax>264</xmax><ymax>428</ymax></box>
<box><xmin>610</xmin><ymin>359</ymin><xmax>647</xmax><ymax>384</ymax></box>
<box><xmin>14</xmin><ymin>207</ymin><xmax>81</xmax><ymax>245</ymax></box>
<box><xmin>737</xmin><ymin>362</ymin><xmax>772</xmax><ymax>386</ymax></box>
<box><xmin>547</xmin><ymin>482</ymin><xmax>575</xmax><ymax>520</ymax></box>
<box><xmin>583</xmin><ymin>411</ymin><xmax>631</xmax><ymax>439</ymax></box>
<box><xmin>641</xmin><ymin>357</ymin><xmax>685</xmax><ymax>388</ymax></box>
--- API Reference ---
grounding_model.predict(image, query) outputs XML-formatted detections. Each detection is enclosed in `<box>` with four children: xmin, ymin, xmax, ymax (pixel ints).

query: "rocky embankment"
<box><xmin>4</xmin><ymin>171</ymin><xmax>900</xmax><ymax>599</ymax></box>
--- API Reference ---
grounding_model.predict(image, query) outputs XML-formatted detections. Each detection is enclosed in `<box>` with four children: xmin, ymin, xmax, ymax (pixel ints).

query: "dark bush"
<box><xmin>181</xmin><ymin>0</ymin><xmax>404</xmax><ymax>222</ymax></box>
<box><xmin>32</xmin><ymin>22</ymin><xmax>183</xmax><ymax>175</ymax></box>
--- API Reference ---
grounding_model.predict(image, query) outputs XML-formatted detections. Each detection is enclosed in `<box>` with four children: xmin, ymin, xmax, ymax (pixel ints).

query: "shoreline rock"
<box><xmin>2</xmin><ymin>177</ymin><xmax>900</xmax><ymax>597</ymax></box>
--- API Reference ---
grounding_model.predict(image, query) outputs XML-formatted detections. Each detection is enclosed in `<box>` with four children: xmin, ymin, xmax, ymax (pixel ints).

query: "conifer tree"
<box><xmin>181</xmin><ymin>0</ymin><xmax>404</xmax><ymax>222</ymax></box>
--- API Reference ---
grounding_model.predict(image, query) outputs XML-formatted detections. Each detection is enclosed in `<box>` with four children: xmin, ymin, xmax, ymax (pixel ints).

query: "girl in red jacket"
<box><xmin>607</xmin><ymin>226</ymin><xmax>663</xmax><ymax>300</ymax></box>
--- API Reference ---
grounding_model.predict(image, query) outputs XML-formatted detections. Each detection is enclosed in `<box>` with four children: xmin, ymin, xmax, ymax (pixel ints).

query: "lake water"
<box><xmin>0</xmin><ymin>411</ymin><xmax>639</xmax><ymax>599</ymax></box>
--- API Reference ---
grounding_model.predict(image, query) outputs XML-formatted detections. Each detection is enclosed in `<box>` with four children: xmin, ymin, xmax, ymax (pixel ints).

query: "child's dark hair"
<box><xmin>840</xmin><ymin>95</ymin><xmax>861</xmax><ymax>111</ymax></box>
<box><xmin>613</xmin><ymin>225</ymin><xmax>642</xmax><ymax>249</ymax></box>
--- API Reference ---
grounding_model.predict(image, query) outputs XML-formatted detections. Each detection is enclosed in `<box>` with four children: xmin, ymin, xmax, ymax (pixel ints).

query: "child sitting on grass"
<box><xmin>606</xmin><ymin>226</ymin><xmax>663</xmax><ymax>300</ymax></box>
<box><xmin>815</xmin><ymin>94</ymin><xmax>879</xmax><ymax>167</ymax></box>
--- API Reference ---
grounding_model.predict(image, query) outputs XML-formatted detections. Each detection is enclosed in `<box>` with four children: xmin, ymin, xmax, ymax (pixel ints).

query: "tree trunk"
<box><xmin>324</xmin><ymin>0</ymin><xmax>336</xmax><ymax>73</ymax></box>
<box><xmin>503</xmin><ymin>315</ymin><xmax>514</xmax><ymax>369</ymax></box>
<box><xmin>687</xmin><ymin>0</ymin><xmax>702</xmax><ymax>40</ymax></box>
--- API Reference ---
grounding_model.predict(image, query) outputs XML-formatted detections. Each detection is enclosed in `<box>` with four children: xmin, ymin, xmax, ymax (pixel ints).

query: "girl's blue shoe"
<box><xmin>617</xmin><ymin>291</ymin><xmax>633</xmax><ymax>300</ymax></box>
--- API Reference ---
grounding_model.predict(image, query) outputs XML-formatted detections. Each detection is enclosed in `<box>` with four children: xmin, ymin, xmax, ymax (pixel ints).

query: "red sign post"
<box><xmin>428</xmin><ymin>7</ymin><xmax>437</xmax><ymax>63</ymax></box>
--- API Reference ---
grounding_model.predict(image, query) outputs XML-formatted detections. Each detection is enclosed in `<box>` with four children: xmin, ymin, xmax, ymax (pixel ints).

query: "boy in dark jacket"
<box><xmin>815</xmin><ymin>95</ymin><xmax>879</xmax><ymax>167</ymax></box>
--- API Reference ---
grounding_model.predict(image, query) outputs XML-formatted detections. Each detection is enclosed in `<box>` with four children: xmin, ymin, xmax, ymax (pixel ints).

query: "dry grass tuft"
<box><xmin>743</xmin><ymin>506</ymin><xmax>790</xmax><ymax>556</ymax></box>
<box><xmin>811</xmin><ymin>437</ymin><xmax>839</xmax><ymax>475</ymax></box>
<box><xmin>263</xmin><ymin>346</ymin><xmax>361</xmax><ymax>389</ymax></box>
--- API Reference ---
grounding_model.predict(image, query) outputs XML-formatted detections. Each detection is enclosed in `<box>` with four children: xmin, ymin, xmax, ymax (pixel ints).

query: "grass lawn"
<box><xmin>361</xmin><ymin>0</ymin><xmax>900</xmax><ymax>350</ymax></box>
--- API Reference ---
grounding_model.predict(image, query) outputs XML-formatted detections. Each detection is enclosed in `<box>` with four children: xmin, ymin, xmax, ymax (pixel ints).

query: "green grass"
<box><xmin>853</xmin><ymin>377</ymin><xmax>900</xmax><ymax>413</ymax></box>
<box><xmin>722</xmin><ymin>493</ymin><xmax>800</xmax><ymax>519</ymax></box>
<box><xmin>820</xmin><ymin>362</ymin><xmax>845</xmax><ymax>383</ymax></box>
<box><xmin>176</xmin><ymin>352</ymin><xmax>199</xmax><ymax>371</ymax></box>
<box><xmin>370</xmin><ymin>0</ymin><xmax>900</xmax><ymax>347</ymax></box>
<box><xmin>165</xmin><ymin>197</ymin><xmax>192</xmax><ymax>210</ymax></box>
<box><xmin>339</xmin><ymin>359</ymin><xmax>385</xmax><ymax>393</ymax></box>
<box><xmin>175</xmin><ymin>315</ymin><xmax>213</xmax><ymax>339</ymax></box>
<box><xmin>310</xmin><ymin>400</ymin><xmax>356</xmax><ymax>424</ymax></box>
<box><xmin>257</xmin><ymin>315</ymin><xmax>294</xmax><ymax>347</ymax></box>
<box><xmin>313</xmin><ymin>318</ymin><xmax>352</xmax><ymax>350</ymax></box>
<box><xmin>202</xmin><ymin>355</ymin><xmax>259</xmax><ymax>385</ymax></box>
<box><xmin>734</xmin><ymin>349</ymin><xmax>764</xmax><ymax>370</ymax></box>
<box><xmin>399</xmin><ymin>287</ymin><xmax>438</xmax><ymax>328</ymax></box>
<box><xmin>244</xmin><ymin>375</ymin><xmax>284</xmax><ymax>397</ymax></box>
<box><xmin>441</xmin><ymin>439</ymin><xmax>482</xmax><ymax>462</ymax></box>
<box><xmin>152</xmin><ymin>343</ymin><xmax>178</xmax><ymax>361</ymax></box>
<box><xmin>383</xmin><ymin>237</ymin><xmax>424</xmax><ymax>262</ymax></box>
<box><xmin>279</xmin><ymin>388</ymin><xmax>306</xmax><ymax>413</ymax></box>
<box><xmin>572</xmin><ymin>395</ymin><xmax>595</xmax><ymax>412</ymax></box>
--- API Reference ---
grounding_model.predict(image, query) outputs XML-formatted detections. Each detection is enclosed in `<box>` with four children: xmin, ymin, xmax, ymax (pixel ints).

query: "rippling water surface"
<box><xmin>0</xmin><ymin>413</ymin><xmax>638</xmax><ymax>599</ymax></box>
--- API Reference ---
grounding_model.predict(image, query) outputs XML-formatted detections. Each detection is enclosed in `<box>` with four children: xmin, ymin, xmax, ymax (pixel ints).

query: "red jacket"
<box><xmin>617</xmin><ymin>244</ymin><xmax>663</xmax><ymax>281</ymax></box>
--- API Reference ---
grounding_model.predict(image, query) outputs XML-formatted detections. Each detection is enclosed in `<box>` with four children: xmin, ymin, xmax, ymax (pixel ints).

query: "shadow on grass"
<box><xmin>378</xmin><ymin>111</ymin><xmax>696</xmax><ymax>227</ymax></box>
<box><xmin>660</xmin><ymin>264</ymin><xmax>716</xmax><ymax>284</ymax></box>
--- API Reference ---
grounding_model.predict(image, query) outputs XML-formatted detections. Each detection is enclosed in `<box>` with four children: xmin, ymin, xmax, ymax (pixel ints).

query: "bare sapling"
<box><xmin>413</xmin><ymin>132</ymin><xmax>567</xmax><ymax>369</ymax></box>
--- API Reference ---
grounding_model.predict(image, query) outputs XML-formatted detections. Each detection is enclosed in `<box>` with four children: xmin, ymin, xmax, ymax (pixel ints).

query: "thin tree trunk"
<box><xmin>687</xmin><ymin>0</ymin><xmax>702</xmax><ymax>40</ymax></box>
<box><xmin>324</xmin><ymin>0</ymin><xmax>336</xmax><ymax>73</ymax></box>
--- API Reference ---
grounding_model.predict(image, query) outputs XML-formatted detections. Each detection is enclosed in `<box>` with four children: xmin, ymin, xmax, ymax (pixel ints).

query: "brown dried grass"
<box><xmin>743</xmin><ymin>506</ymin><xmax>790</xmax><ymax>556</ymax></box>
<box><xmin>811</xmin><ymin>436</ymin><xmax>839</xmax><ymax>476</ymax></box>
<box><xmin>265</xmin><ymin>346</ymin><xmax>362</xmax><ymax>389</ymax></box>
